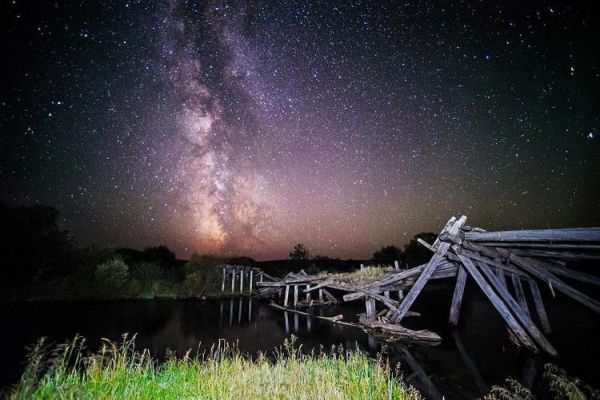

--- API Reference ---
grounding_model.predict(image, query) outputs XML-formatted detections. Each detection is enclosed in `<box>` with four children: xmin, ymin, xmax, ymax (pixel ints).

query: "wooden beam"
<box><xmin>511</xmin><ymin>274</ymin><xmax>531</xmax><ymax>318</ymax></box>
<box><xmin>454</xmin><ymin>249</ymin><xmax>539</xmax><ymax>353</ymax></box>
<box><xmin>502</xmin><ymin>252</ymin><xmax>600</xmax><ymax>314</ymax></box>
<box><xmin>474</xmin><ymin>259</ymin><xmax>556</xmax><ymax>356</ymax></box>
<box><xmin>528</xmin><ymin>280</ymin><xmax>551</xmax><ymax>334</ymax></box>
<box><xmin>544</xmin><ymin>264</ymin><xmax>600</xmax><ymax>286</ymax></box>
<box><xmin>449</xmin><ymin>266</ymin><xmax>468</xmax><ymax>326</ymax></box>
<box><xmin>231</xmin><ymin>271</ymin><xmax>235</xmax><ymax>293</ymax></box>
<box><xmin>391</xmin><ymin>215</ymin><xmax>467</xmax><ymax>323</ymax></box>
<box><xmin>464</xmin><ymin>227</ymin><xmax>600</xmax><ymax>243</ymax></box>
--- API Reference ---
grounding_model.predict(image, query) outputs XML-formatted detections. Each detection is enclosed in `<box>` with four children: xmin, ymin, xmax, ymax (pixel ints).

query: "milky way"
<box><xmin>1</xmin><ymin>1</ymin><xmax>600</xmax><ymax>259</ymax></box>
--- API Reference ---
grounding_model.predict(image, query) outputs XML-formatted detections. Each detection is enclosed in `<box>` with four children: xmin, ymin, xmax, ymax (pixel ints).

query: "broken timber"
<box><xmin>256</xmin><ymin>216</ymin><xmax>600</xmax><ymax>355</ymax></box>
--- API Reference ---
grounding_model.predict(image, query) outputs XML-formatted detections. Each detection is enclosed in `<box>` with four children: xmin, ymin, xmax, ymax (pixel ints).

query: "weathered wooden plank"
<box><xmin>474</xmin><ymin>259</ymin><xmax>556</xmax><ymax>355</ymax></box>
<box><xmin>464</xmin><ymin>227</ymin><xmax>600</xmax><ymax>243</ymax></box>
<box><xmin>511</xmin><ymin>274</ymin><xmax>531</xmax><ymax>318</ymax></box>
<box><xmin>359</xmin><ymin>317</ymin><xmax>442</xmax><ymax>343</ymax></box>
<box><xmin>544</xmin><ymin>264</ymin><xmax>600</xmax><ymax>286</ymax></box>
<box><xmin>449</xmin><ymin>266</ymin><xmax>467</xmax><ymax>326</ymax></box>
<box><xmin>391</xmin><ymin>216</ymin><xmax>467</xmax><ymax>323</ymax></box>
<box><xmin>477</xmin><ymin>242</ymin><xmax>600</xmax><ymax>250</ymax></box>
<box><xmin>510</xmin><ymin>249</ymin><xmax>600</xmax><ymax>260</ymax></box>
<box><xmin>501</xmin><ymin>252</ymin><xmax>600</xmax><ymax>314</ymax></box>
<box><xmin>454</xmin><ymin>249</ymin><xmax>539</xmax><ymax>353</ymax></box>
<box><xmin>528</xmin><ymin>280</ymin><xmax>551</xmax><ymax>334</ymax></box>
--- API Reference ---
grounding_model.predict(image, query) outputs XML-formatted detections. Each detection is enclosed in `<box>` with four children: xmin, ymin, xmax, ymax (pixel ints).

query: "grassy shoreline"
<box><xmin>10</xmin><ymin>336</ymin><xmax>420</xmax><ymax>400</ymax></box>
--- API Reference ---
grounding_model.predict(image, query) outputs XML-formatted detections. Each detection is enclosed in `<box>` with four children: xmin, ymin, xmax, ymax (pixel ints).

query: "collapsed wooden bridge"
<box><xmin>256</xmin><ymin>216</ymin><xmax>600</xmax><ymax>355</ymax></box>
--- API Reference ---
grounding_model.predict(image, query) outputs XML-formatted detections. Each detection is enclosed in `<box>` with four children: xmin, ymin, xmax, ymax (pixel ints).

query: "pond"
<box><xmin>1</xmin><ymin>282</ymin><xmax>599</xmax><ymax>399</ymax></box>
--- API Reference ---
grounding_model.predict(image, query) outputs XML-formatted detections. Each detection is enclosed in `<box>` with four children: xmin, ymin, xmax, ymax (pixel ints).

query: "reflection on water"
<box><xmin>1</xmin><ymin>284</ymin><xmax>599</xmax><ymax>399</ymax></box>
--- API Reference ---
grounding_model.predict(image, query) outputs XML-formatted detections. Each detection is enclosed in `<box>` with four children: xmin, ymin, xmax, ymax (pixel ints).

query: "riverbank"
<box><xmin>8</xmin><ymin>336</ymin><xmax>420</xmax><ymax>400</ymax></box>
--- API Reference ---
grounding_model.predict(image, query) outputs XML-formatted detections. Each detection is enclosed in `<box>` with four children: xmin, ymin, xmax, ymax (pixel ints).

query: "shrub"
<box><xmin>94</xmin><ymin>258</ymin><xmax>129</xmax><ymax>298</ymax></box>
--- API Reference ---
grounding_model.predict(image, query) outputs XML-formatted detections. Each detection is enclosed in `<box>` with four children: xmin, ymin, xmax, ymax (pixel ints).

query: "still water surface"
<box><xmin>1</xmin><ymin>282</ymin><xmax>599</xmax><ymax>399</ymax></box>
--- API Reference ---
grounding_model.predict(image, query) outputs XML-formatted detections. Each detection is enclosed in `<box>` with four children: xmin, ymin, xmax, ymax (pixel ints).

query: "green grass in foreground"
<box><xmin>11</xmin><ymin>335</ymin><xmax>421</xmax><ymax>400</ymax></box>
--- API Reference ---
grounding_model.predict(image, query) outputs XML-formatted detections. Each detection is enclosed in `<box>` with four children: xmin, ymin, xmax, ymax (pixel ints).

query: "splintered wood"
<box><xmin>256</xmin><ymin>216</ymin><xmax>600</xmax><ymax>354</ymax></box>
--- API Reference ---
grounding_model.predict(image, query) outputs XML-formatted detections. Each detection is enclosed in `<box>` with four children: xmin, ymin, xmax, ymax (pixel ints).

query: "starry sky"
<box><xmin>1</xmin><ymin>1</ymin><xmax>599</xmax><ymax>260</ymax></box>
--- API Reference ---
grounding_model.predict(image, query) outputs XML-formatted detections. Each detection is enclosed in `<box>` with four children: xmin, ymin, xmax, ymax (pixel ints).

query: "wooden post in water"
<box><xmin>293</xmin><ymin>285</ymin><xmax>299</xmax><ymax>307</ymax></box>
<box><xmin>221</xmin><ymin>267</ymin><xmax>226</xmax><ymax>293</ymax></box>
<box><xmin>240</xmin><ymin>270</ymin><xmax>244</xmax><ymax>294</ymax></box>
<box><xmin>318</xmin><ymin>288</ymin><xmax>323</xmax><ymax>302</ymax></box>
<box><xmin>249</xmin><ymin>270</ymin><xmax>254</xmax><ymax>294</ymax></box>
<box><xmin>284</xmin><ymin>285</ymin><xmax>290</xmax><ymax>307</ymax></box>
<box><xmin>449</xmin><ymin>266</ymin><xmax>467</xmax><ymax>326</ymax></box>
<box><xmin>306</xmin><ymin>284</ymin><xmax>311</xmax><ymax>303</ymax></box>
<box><xmin>259</xmin><ymin>272</ymin><xmax>263</xmax><ymax>283</ymax></box>
<box><xmin>231</xmin><ymin>271</ymin><xmax>235</xmax><ymax>294</ymax></box>
<box><xmin>365</xmin><ymin>297</ymin><xmax>376</xmax><ymax>320</ymax></box>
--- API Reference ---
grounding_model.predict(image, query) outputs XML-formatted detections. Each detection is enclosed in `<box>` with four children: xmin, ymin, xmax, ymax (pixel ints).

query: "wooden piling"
<box><xmin>293</xmin><ymin>285</ymin><xmax>299</xmax><ymax>307</ymax></box>
<box><xmin>240</xmin><ymin>270</ymin><xmax>244</xmax><ymax>294</ymax></box>
<box><xmin>231</xmin><ymin>271</ymin><xmax>235</xmax><ymax>293</ymax></box>
<box><xmin>284</xmin><ymin>285</ymin><xmax>290</xmax><ymax>307</ymax></box>
<box><xmin>249</xmin><ymin>270</ymin><xmax>254</xmax><ymax>294</ymax></box>
<box><xmin>221</xmin><ymin>267</ymin><xmax>226</xmax><ymax>293</ymax></box>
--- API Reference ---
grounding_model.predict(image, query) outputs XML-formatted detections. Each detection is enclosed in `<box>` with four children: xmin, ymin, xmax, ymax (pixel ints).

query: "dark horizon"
<box><xmin>2</xmin><ymin>1</ymin><xmax>600</xmax><ymax>260</ymax></box>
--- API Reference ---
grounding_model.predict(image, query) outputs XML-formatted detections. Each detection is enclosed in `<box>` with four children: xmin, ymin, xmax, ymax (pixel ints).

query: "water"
<box><xmin>1</xmin><ymin>282</ymin><xmax>599</xmax><ymax>399</ymax></box>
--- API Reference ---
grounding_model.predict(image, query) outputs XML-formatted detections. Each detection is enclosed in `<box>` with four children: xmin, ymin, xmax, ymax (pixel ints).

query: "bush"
<box><xmin>177</xmin><ymin>254</ymin><xmax>223</xmax><ymax>297</ymax></box>
<box><xmin>94</xmin><ymin>258</ymin><xmax>129</xmax><ymax>298</ymax></box>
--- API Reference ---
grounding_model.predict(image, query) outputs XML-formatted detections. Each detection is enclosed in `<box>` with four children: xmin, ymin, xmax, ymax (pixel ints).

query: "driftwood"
<box><xmin>358</xmin><ymin>315</ymin><xmax>442</xmax><ymax>344</ymax></box>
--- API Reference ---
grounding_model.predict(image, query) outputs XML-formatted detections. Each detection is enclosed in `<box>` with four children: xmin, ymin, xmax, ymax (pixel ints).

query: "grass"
<box><xmin>10</xmin><ymin>335</ymin><xmax>421</xmax><ymax>400</ymax></box>
<box><xmin>325</xmin><ymin>266</ymin><xmax>393</xmax><ymax>286</ymax></box>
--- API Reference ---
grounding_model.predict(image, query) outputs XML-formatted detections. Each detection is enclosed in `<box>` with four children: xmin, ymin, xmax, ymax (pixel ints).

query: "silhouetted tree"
<box><xmin>289</xmin><ymin>243</ymin><xmax>309</xmax><ymax>260</ymax></box>
<box><xmin>228</xmin><ymin>255</ymin><xmax>256</xmax><ymax>266</ymax></box>
<box><xmin>0</xmin><ymin>202</ymin><xmax>75</xmax><ymax>286</ymax></box>
<box><xmin>401</xmin><ymin>232</ymin><xmax>437</xmax><ymax>267</ymax></box>
<box><xmin>371</xmin><ymin>245</ymin><xmax>402</xmax><ymax>265</ymax></box>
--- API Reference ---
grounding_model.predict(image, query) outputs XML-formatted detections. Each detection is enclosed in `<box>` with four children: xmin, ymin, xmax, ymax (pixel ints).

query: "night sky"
<box><xmin>1</xmin><ymin>1</ymin><xmax>599</xmax><ymax>260</ymax></box>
